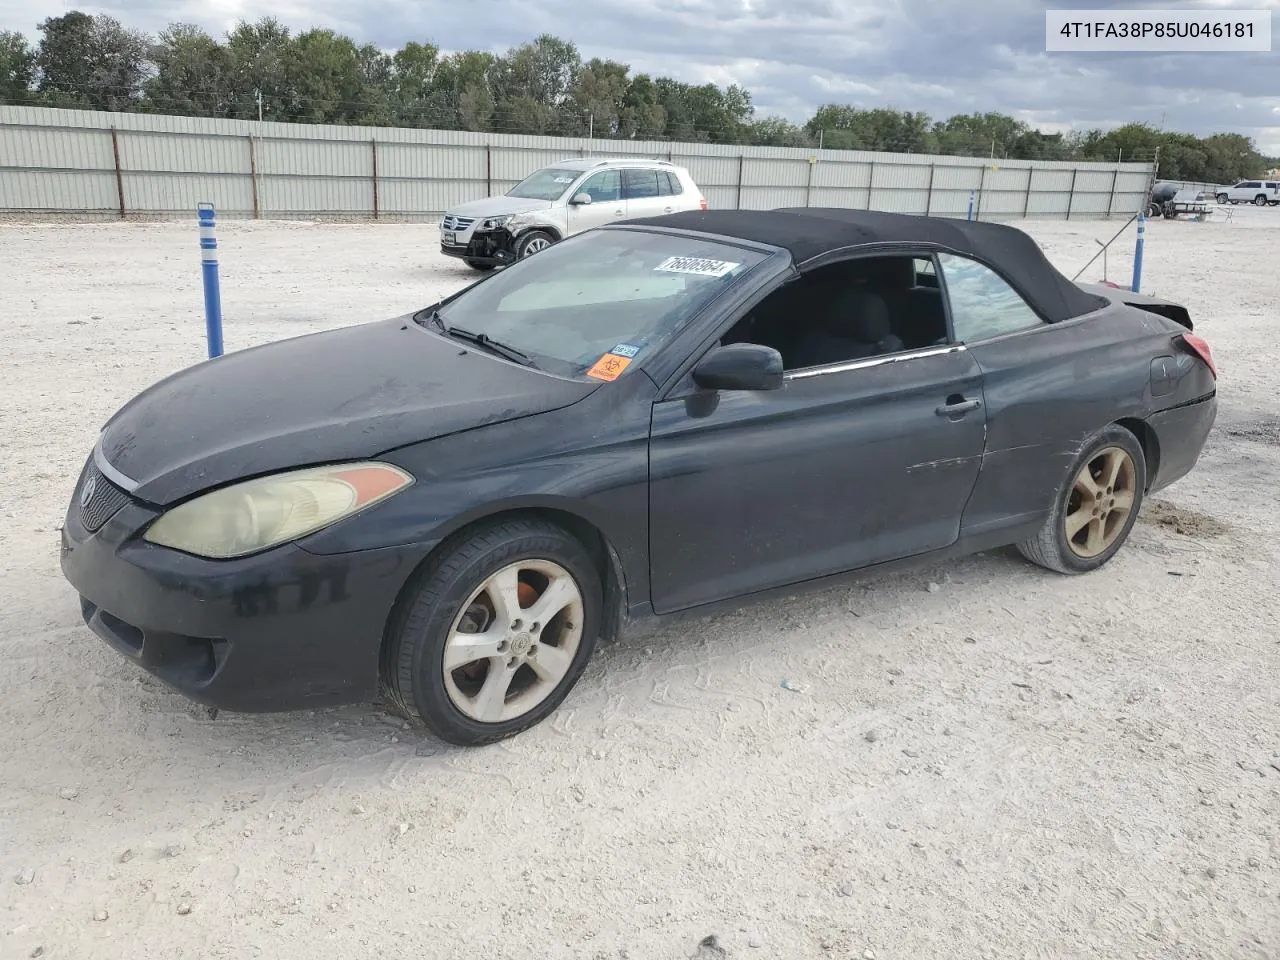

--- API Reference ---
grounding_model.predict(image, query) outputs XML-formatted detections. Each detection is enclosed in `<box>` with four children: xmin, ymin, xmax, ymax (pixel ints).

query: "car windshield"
<box><xmin>432</xmin><ymin>230</ymin><xmax>767</xmax><ymax>379</ymax></box>
<box><xmin>506</xmin><ymin>167</ymin><xmax>583</xmax><ymax>201</ymax></box>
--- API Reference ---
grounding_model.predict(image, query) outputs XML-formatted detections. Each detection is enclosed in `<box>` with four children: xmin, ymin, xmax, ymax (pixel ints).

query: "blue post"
<box><xmin>1131</xmin><ymin>212</ymin><xmax>1145</xmax><ymax>293</ymax></box>
<box><xmin>967</xmin><ymin>190</ymin><xmax>975</xmax><ymax>221</ymax></box>
<box><xmin>198</xmin><ymin>202</ymin><xmax>224</xmax><ymax>358</ymax></box>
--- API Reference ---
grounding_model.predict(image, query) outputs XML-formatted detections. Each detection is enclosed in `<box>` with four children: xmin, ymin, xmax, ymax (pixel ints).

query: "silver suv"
<box><xmin>439</xmin><ymin>158</ymin><xmax>708</xmax><ymax>271</ymax></box>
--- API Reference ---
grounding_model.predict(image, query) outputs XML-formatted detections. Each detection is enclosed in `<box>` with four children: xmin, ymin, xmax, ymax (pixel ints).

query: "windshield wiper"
<box><xmin>440</xmin><ymin>323</ymin><xmax>537</xmax><ymax>367</ymax></box>
<box><xmin>416</xmin><ymin>308</ymin><xmax>537</xmax><ymax>367</ymax></box>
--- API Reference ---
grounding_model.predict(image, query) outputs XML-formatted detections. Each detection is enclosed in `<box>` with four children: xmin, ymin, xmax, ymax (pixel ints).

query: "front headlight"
<box><xmin>480</xmin><ymin>214</ymin><xmax>515</xmax><ymax>230</ymax></box>
<box><xmin>143</xmin><ymin>462</ymin><xmax>413</xmax><ymax>559</ymax></box>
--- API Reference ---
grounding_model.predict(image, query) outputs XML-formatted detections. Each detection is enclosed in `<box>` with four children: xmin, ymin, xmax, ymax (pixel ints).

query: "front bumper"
<box><xmin>439</xmin><ymin>227</ymin><xmax>516</xmax><ymax>266</ymax></box>
<box><xmin>58</xmin><ymin>461</ymin><xmax>426</xmax><ymax>712</ymax></box>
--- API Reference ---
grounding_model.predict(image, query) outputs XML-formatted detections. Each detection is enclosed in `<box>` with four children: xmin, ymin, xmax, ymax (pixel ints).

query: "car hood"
<box><xmin>445</xmin><ymin>196</ymin><xmax>556</xmax><ymax>219</ymax></box>
<box><xmin>97</xmin><ymin>316</ymin><xmax>596</xmax><ymax>505</ymax></box>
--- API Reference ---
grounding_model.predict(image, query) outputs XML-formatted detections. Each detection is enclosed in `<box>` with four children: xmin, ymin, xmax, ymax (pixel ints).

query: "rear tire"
<box><xmin>1255</xmin><ymin>195</ymin><xmax>1269</xmax><ymax>206</ymax></box>
<box><xmin>384</xmin><ymin>519</ymin><xmax>602</xmax><ymax>746</ymax></box>
<box><xmin>1017</xmin><ymin>424</ymin><xmax>1146</xmax><ymax>575</ymax></box>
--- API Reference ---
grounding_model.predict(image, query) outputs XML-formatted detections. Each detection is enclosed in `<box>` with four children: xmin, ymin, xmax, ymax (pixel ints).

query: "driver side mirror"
<box><xmin>570</xmin><ymin>192</ymin><xmax>592</xmax><ymax>205</ymax></box>
<box><xmin>692</xmin><ymin>343</ymin><xmax>784</xmax><ymax>391</ymax></box>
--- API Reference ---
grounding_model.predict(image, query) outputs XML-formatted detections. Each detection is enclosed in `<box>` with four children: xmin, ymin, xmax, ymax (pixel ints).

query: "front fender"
<box><xmin>296</xmin><ymin>379</ymin><xmax>657</xmax><ymax>609</ymax></box>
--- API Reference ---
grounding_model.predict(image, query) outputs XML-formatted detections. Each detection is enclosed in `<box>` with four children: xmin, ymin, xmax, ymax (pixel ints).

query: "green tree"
<box><xmin>390</xmin><ymin>41</ymin><xmax>445</xmax><ymax>126</ymax></box>
<box><xmin>356</xmin><ymin>42</ymin><xmax>394</xmax><ymax>124</ymax></box>
<box><xmin>571</xmin><ymin>57</ymin><xmax>630</xmax><ymax>137</ymax></box>
<box><xmin>288</xmin><ymin>29</ymin><xmax>367</xmax><ymax>124</ymax></box>
<box><xmin>0</xmin><ymin>30</ymin><xmax>37</xmax><ymax>103</ymax></box>
<box><xmin>144</xmin><ymin>24</ymin><xmax>234</xmax><ymax>117</ymax></box>
<box><xmin>931</xmin><ymin>111</ymin><xmax>1027</xmax><ymax>157</ymax></box>
<box><xmin>427</xmin><ymin>50</ymin><xmax>495</xmax><ymax>131</ymax></box>
<box><xmin>489</xmin><ymin>34</ymin><xmax>581</xmax><ymax>134</ymax></box>
<box><xmin>806</xmin><ymin>106</ymin><xmax>931</xmax><ymax>152</ymax></box>
<box><xmin>749</xmin><ymin>116</ymin><xmax>812</xmax><ymax>147</ymax></box>
<box><xmin>620</xmin><ymin>73</ymin><xmax>667</xmax><ymax>139</ymax></box>
<box><xmin>225</xmin><ymin>17</ymin><xmax>294</xmax><ymax>121</ymax></box>
<box><xmin>37</xmin><ymin>11</ymin><xmax>149</xmax><ymax>111</ymax></box>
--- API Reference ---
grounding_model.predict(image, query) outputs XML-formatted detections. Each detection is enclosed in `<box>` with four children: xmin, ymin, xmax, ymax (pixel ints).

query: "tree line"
<box><xmin>1</xmin><ymin>11</ymin><xmax>1273</xmax><ymax>184</ymax></box>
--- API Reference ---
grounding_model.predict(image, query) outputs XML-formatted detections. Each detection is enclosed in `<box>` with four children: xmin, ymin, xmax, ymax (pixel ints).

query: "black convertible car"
<box><xmin>60</xmin><ymin>208</ymin><xmax>1217</xmax><ymax>745</ymax></box>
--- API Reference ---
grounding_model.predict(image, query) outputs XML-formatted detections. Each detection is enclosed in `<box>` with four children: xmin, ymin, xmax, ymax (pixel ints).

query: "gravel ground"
<box><xmin>1</xmin><ymin>208</ymin><xmax>1277</xmax><ymax>960</ymax></box>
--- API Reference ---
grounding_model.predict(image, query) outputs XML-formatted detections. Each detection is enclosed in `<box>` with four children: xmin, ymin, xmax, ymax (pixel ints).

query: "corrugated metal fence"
<box><xmin>0</xmin><ymin>105</ymin><xmax>1156</xmax><ymax>222</ymax></box>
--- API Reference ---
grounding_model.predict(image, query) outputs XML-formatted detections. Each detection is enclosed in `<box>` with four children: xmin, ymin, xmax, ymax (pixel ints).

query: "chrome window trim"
<box><xmin>782</xmin><ymin>343</ymin><xmax>967</xmax><ymax>381</ymax></box>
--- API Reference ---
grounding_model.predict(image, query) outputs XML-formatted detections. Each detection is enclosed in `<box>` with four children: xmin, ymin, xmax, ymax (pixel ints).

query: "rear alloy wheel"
<box><xmin>1255</xmin><ymin>195</ymin><xmax>1269</xmax><ymax>206</ymax></box>
<box><xmin>1017</xmin><ymin>425</ymin><xmax>1146</xmax><ymax>574</ymax></box>
<box><xmin>1216</xmin><ymin>193</ymin><xmax>1229</xmax><ymax>204</ymax></box>
<box><xmin>515</xmin><ymin>230</ymin><xmax>555</xmax><ymax>258</ymax></box>
<box><xmin>385</xmin><ymin>519</ymin><xmax>601</xmax><ymax>745</ymax></box>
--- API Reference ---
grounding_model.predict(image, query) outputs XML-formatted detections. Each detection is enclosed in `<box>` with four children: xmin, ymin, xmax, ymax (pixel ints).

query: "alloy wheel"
<box><xmin>442</xmin><ymin>560</ymin><xmax>584</xmax><ymax>723</ymax></box>
<box><xmin>522</xmin><ymin>236</ymin><xmax>550</xmax><ymax>256</ymax></box>
<box><xmin>1063</xmin><ymin>446</ymin><xmax>1137</xmax><ymax>558</ymax></box>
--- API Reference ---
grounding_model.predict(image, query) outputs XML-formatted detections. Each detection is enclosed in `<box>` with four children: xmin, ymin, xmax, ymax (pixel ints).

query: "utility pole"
<box><xmin>256</xmin><ymin>89</ymin><xmax>263</xmax><ymax>123</ymax></box>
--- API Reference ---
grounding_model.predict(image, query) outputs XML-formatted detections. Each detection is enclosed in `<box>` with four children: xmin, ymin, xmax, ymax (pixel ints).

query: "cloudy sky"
<box><xmin>4</xmin><ymin>0</ymin><xmax>1277</xmax><ymax>153</ymax></box>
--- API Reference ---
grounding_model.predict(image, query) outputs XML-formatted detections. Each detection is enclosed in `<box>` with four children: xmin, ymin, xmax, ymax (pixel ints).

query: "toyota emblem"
<box><xmin>80</xmin><ymin>473</ymin><xmax>97</xmax><ymax>508</ymax></box>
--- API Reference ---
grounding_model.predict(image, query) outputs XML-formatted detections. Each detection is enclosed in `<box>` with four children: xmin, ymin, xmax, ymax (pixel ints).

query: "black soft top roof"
<box><xmin>622</xmin><ymin>207</ymin><xmax>1105</xmax><ymax>323</ymax></box>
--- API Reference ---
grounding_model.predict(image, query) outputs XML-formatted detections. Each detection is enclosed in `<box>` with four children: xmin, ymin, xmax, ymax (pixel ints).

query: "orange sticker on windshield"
<box><xmin>586</xmin><ymin>352</ymin><xmax>633</xmax><ymax>381</ymax></box>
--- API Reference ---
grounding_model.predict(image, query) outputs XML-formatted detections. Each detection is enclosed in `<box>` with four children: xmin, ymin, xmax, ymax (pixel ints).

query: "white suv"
<box><xmin>438</xmin><ymin>158</ymin><xmax>708</xmax><ymax>271</ymax></box>
<box><xmin>1215</xmin><ymin>180</ymin><xmax>1280</xmax><ymax>206</ymax></box>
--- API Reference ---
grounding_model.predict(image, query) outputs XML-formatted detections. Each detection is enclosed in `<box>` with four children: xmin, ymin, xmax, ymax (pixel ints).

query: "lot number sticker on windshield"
<box><xmin>654</xmin><ymin>256</ymin><xmax>740</xmax><ymax>277</ymax></box>
<box><xmin>586</xmin><ymin>348</ymin><xmax>635</xmax><ymax>381</ymax></box>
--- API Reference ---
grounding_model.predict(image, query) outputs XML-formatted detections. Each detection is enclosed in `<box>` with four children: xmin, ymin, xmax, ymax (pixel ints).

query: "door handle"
<box><xmin>664</xmin><ymin>206</ymin><xmax>673</xmax><ymax>213</ymax></box>
<box><xmin>936</xmin><ymin>397</ymin><xmax>981</xmax><ymax>416</ymax></box>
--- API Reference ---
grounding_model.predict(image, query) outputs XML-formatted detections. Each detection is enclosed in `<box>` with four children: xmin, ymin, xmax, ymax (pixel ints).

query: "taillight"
<box><xmin>1179</xmin><ymin>333</ymin><xmax>1216</xmax><ymax>379</ymax></box>
<box><xmin>699</xmin><ymin>197</ymin><xmax>708</xmax><ymax>210</ymax></box>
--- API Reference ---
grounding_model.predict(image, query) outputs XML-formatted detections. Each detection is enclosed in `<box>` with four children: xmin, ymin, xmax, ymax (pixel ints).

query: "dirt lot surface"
<box><xmin>1</xmin><ymin>208</ymin><xmax>1277</xmax><ymax>959</ymax></box>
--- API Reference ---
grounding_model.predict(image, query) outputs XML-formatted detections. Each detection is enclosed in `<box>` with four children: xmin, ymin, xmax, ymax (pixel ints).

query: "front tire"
<box><xmin>514</xmin><ymin>230</ymin><xmax>556</xmax><ymax>259</ymax></box>
<box><xmin>385</xmin><ymin>519</ymin><xmax>602</xmax><ymax>746</ymax></box>
<box><xmin>1216</xmin><ymin>193</ymin><xmax>1229</xmax><ymax>204</ymax></box>
<box><xmin>1017</xmin><ymin>424</ymin><xmax>1146</xmax><ymax>575</ymax></box>
<box><xmin>464</xmin><ymin>259</ymin><xmax>495</xmax><ymax>272</ymax></box>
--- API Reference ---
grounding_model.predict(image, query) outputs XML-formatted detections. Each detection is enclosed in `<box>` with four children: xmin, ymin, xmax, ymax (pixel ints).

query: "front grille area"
<box><xmin>441</xmin><ymin>215</ymin><xmax>475</xmax><ymax>232</ymax></box>
<box><xmin>78</xmin><ymin>461</ymin><xmax>130</xmax><ymax>532</ymax></box>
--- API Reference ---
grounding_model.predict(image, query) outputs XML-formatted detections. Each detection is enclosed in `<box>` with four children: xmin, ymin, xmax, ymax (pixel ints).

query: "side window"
<box><xmin>623</xmin><ymin>168</ymin><xmax>660</xmax><ymax>199</ymax></box>
<box><xmin>655</xmin><ymin>172</ymin><xmax>672</xmax><ymax>196</ymax></box>
<box><xmin>664</xmin><ymin>171</ymin><xmax>684</xmax><ymax>195</ymax></box>
<box><xmin>1242</xmin><ymin>181</ymin><xmax>1260</xmax><ymax>189</ymax></box>
<box><xmin>578</xmin><ymin>170</ymin><xmax>621</xmax><ymax>202</ymax></box>
<box><xmin>937</xmin><ymin>252</ymin><xmax>1044</xmax><ymax>342</ymax></box>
